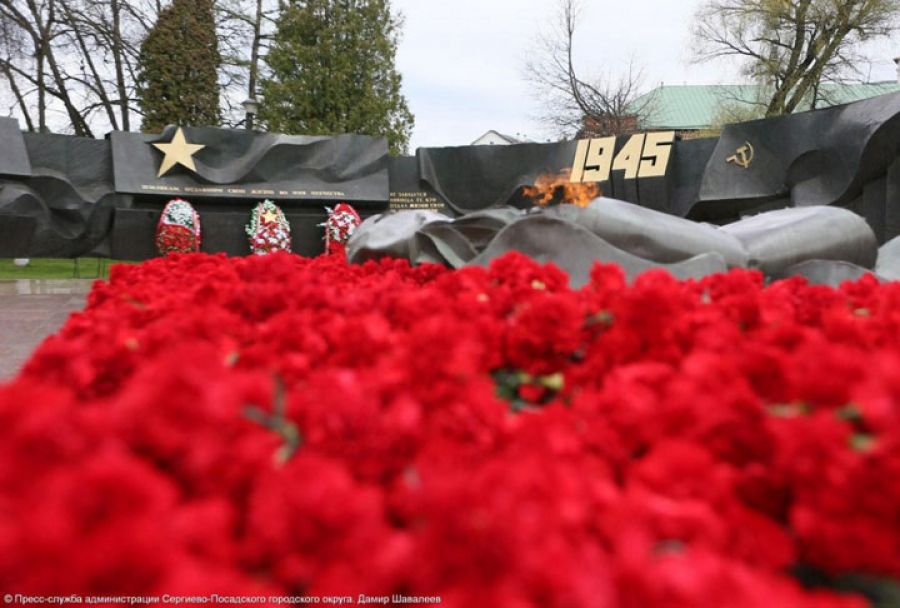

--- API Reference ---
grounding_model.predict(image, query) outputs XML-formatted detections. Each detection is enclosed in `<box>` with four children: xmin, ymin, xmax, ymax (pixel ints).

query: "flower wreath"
<box><xmin>246</xmin><ymin>200</ymin><xmax>292</xmax><ymax>255</ymax></box>
<box><xmin>156</xmin><ymin>198</ymin><xmax>201</xmax><ymax>255</ymax></box>
<box><xmin>321</xmin><ymin>203</ymin><xmax>362</xmax><ymax>255</ymax></box>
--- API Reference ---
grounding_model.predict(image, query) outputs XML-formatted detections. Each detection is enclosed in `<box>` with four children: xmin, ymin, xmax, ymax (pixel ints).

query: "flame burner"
<box><xmin>521</xmin><ymin>170</ymin><xmax>601</xmax><ymax>208</ymax></box>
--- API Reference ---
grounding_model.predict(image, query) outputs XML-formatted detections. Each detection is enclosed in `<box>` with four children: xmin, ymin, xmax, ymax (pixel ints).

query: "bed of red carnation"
<box><xmin>1</xmin><ymin>252</ymin><xmax>898</xmax><ymax>607</ymax></box>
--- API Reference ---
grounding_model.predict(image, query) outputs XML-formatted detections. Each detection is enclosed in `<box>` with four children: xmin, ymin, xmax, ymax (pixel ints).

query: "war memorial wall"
<box><xmin>1</xmin><ymin>91</ymin><xmax>900</xmax><ymax>261</ymax></box>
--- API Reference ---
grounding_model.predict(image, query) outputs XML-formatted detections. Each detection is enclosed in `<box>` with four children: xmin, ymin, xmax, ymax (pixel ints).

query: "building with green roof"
<box><xmin>630</xmin><ymin>82</ymin><xmax>900</xmax><ymax>134</ymax></box>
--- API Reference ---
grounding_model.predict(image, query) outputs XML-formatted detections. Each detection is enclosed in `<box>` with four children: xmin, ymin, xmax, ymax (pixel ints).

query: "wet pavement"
<box><xmin>0</xmin><ymin>280</ymin><xmax>95</xmax><ymax>381</ymax></box>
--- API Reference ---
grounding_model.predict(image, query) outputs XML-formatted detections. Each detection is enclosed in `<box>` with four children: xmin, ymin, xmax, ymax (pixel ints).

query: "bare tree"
<box><xmin>0</xmin><ymin>0</ymin><xmax>279</xmax><ymax>135</ymax></box>
<box><xmin>525</xmin><ymin>0</ymin><xmax>656</xmax><ymax>139</ymax></box>
<box><xmin>693</xmin><ymin>0</ymin><xmax>900</xmax><ymax>117</ymax></box>
<box><xmin>0</xmin><ymin>0</ymin><xmax>161</xmax><ymax>135</ymax></box>
<box><xmin>60</xmin><ymin>0</ymin><xmax>162</xmax><ymax>131</ymax></box>
<box><xmin>0</xmin><ymin>0</ymin><xmax>61</xmax><ymax>132</ymax></box>
<box><xmin>0</xmin><ymin>10</ymin><xmax>36</xmax><ymax>131</ymax></box>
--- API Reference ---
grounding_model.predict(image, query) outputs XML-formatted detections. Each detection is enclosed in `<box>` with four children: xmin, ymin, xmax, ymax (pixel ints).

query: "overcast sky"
<box><xmin>392</xmin><ymin>0</ymin><xmax>900</xmax><ymax>150</ymax></box>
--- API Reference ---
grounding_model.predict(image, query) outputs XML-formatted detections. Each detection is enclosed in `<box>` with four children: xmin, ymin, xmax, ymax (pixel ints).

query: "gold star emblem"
<box><xmin>152</xmin><ymin>127</ymin><xmax>206</xmax><ymax>178</ymax></box>
<box><xmin>262</xmin><ymin>209</ymin><xmax>280</xmax><ymax>223</ymax></box>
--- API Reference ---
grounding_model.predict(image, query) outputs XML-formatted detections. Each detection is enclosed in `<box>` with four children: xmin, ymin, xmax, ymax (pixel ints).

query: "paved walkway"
<box><xmin>0</xmin><ymin>280</ymin><xmax>94</xmax><ymax>381</ymax></box>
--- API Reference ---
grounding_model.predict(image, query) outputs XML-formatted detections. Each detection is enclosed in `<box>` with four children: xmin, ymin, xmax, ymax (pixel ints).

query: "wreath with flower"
<box><xmin>320</xmin><ymin>203</ymin><xmax>361</xmax><ymax>255</ymax></box>
<box><xmin>246</xmin><ymin>200</ymin><xmax>292</xmax><ymax>255</ymax></box>
<box><xmin>155</xmin><ymin>198</ymin><xmax>201</xmax><ymax>255</ymax></box>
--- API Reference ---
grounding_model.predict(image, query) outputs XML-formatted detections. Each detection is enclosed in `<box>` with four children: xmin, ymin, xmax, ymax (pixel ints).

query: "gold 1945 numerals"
<box><xmin>570</xmin><ymin>131</ymin><xmax>675</xmax><ymax>184</ymax></box>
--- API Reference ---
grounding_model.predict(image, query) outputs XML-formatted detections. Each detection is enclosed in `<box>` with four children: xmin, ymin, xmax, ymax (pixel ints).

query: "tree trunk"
<box><xmin>1</xmin><ymin>63</ymin><xmax>35</xmax><ymax>131</ymax></box>
<box><xmin>111</xmin><ymin>0</ymin><xmax>130</xmax><ymax>130</ymax></box>
<box><xmin>36</xmin><ymin>43</ymin><xmax>46</xmax><ymax>132</ymax></box>
<box><xmin>62</xmin><ymin>2</ymin><xmax>119</xmax><ymax>130</ymax></box>
<box><xmin>248</xmin><ymin>0</ymin><xmax>264</xmax><ymax>102</ymax></box>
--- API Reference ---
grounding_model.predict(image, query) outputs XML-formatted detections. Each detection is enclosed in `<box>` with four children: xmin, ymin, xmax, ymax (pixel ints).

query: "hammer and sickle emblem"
<box><xmin>726</xmin><ymin>142</ymin><xmax>755</xmax><ymax>169</ymax></box>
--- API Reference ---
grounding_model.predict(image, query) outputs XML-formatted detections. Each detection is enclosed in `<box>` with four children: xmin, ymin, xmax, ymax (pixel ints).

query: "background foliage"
<box><xmin>136</xmin><ymin>0</ymin><xmax>221</xmax><ymax>132</ymax></box>
<box><xmin>259</xmin><ymin>0</ymin><xmax>414</xmax><ymax>154</ymax></box>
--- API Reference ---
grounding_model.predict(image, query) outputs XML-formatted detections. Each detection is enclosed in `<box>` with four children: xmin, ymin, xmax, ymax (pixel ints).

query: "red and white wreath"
<box><xmin>321</xmin><ymin>203</ymin><xmax>361</xmax><ymax>255</ymax></box>
<box><xmin>155</xmin><ymin>198</ymin><xmax>201</xmax><ymax>255</ymax></box>
<box><xmin>246</xmin><ymin>200</ymin><xmax>292</xmax><ymax>255</ymax></box>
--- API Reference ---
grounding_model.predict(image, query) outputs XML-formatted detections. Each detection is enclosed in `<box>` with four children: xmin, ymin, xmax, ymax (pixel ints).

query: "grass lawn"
<box><xmin>0</xmin><ymin>258</ymin><xmax>124</xmax><ymax>280</ymax></box>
